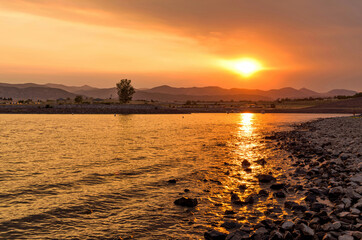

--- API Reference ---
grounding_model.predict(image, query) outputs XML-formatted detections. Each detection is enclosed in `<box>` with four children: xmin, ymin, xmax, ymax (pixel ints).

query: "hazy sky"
<box><xmin>0</xmin><ymin>0</ymin><xmax>361</xmax><ymax>91</ymax></box>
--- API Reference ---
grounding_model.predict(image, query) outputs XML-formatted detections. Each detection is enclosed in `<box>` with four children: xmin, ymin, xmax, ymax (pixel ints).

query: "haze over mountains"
<box><xmin>0</xmin><ymin>82</ymin><xmax>357</xmax><ymax>101</ymax></box>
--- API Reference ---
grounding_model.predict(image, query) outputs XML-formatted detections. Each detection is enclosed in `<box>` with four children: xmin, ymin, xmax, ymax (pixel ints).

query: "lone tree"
<box><xmin>116</xmin><ymin>79</ymin><xmax>135</xmax><ymax>103</ymax></box>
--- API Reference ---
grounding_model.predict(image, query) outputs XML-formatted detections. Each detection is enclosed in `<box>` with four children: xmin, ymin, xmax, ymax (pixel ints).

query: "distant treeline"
<box><xmin>334</xmin><ymin>92</ymin><xmax>362</xmax><ymax>99</ymax></box>
<box><xmin>0</xmin><ymin>97</ymin><xmax>13</xmax><ymax>101</ymax></box>
<box><xmin>278</xmin><ymin>92</ymin><xmax>362</xmax><ymax>102</ymax></box>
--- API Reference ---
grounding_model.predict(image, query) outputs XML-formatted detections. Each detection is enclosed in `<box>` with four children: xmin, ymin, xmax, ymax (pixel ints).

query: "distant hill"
<box><xmin>323</xmin><ymin>89</ymin><xmax>358</xmax><ymax>97</ymax></box>
<box><xmin>138</xmin><ymin>85</ymin><xmax>357</xmax><ymax>101</ymax></box>
<box><xmin>44</xmin><ymin>83</ymin><xmax>97</xmax><ymax>93</ymax></box>
<box><xmin>0</xmin><ymin>86</ymin><xmax>77</xmax><ymax>100</ymax></box>
<box><xmin>134</xmin><ymin>91</ymin><xmax>271</xmax><ymax>101</ymax></box>
<box><xmin>0</xmin><ymin>82</ymin><xmax>358</xmax><ymax>101</ymax></box>
<box><xmin>0</xmin><ymin>83</ymin><xmax>45</xmax><ymax>89</ymax></box>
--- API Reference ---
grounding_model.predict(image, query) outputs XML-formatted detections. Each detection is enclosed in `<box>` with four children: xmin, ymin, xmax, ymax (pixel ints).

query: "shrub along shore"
<box><xmin>204</xmin><ymin>116</ymin><xmax>361</xmax><ymax>240</ymax></box>
<box><xmin>0</xmin><ymin>103</ymin><xmax>360</xmax><ymax>114</ymax></box>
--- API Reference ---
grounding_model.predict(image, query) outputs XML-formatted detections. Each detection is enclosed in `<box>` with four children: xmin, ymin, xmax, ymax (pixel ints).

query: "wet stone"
<box><xmin>310</xmin><ymin>203</ymin><xmax>326</xmax><ymax>212</ymax></box>
<box><xmin>350</xmin><ymin>208</ymin><xmax>360</xmax><ymax>215</ymax></box>
<box><xmin>283</xmin><ymin>231</ymin><xmax>293</xmax><ymax>240</ymax></box>
<box><xmin>174</xmin><ymin>197</ymin><xmax>198</xmax><ymax>207</ymax></box>
<box><xmin>352</xmin><ymin>231</ymin><xmax>362</xmax><ymax>239</ymax></box>
<box><xmin>338</xmin><ymin>235</ymin><xmax>353</xmax><ymax>240</ymax></box>
<box><xmin>284</xmin><ymin>201</ymin><xmax>299</xmax><ymax>209</ymax></box>
<box><xmin>225</xmin><ymin>210</ymin><xmax>237</xmax><ymax>215</ymax></box>
<box><xmin>244</xmin><ymin>194</ymin><xmax>255</xmax><ymax>204</ymax></box>
<box><xmin>167</xmin><ymin>179</ymin><xmax>177</xmax><ymax>184</ymax></box>
<box><xmin>331</xmin><ymin>221</ymin><xmax>341</xmax><ymax>230</ymax></box>
<box><xmin>231</xmin><ymin>193</ymin><xmax>241</xmax><ymax>203</ymax></box>
<box><xmin>281</xmin><ymin>221</ymin><xmax>295</xmax><ymax>231</ymax></box>
<box><xmin>270</xmin><ymin>183</ymin><xmax>285</xmax><ymax>190</ymax></box>
<box><xmin>242</xmin><ymin>160</ymin><xmax>251</xmax><ymax>168</ymax></box>
<box><xmin>244</xmin><ymin>168</ymin><xmax>252</xmax><ymax>173</ymax></box>
<box><xmin>256</xmin><ymin>174</ymin><xmax>276</xmax><ymax>183</ymax></box>
<box><xmin>270</xmin><ymin>230</ymin><xmax>283</xmax><ymax>240</ymax></box>
<box><xmin>273</xmin><ymin>191</ymin><xmax>286</xmax><ymax>198</ymax></box>
<box><xmin>328</xmin><ymin>187</ymin><xmax>344</xmax><ymax>200</ymax></box>
<box><xmin>322</xmin><ymin>233</ymin><xmax>337</xmax><ymax>240</ymax></box>
<box><xmin>225</xmin><ymin>230</ymin><xmax>250</xmax><ymax>240</ymax></box>
<box><xmin>298</xmin><ymin>223</ymin><xmax>314</xmax><ymax>237</ymax></box>
<box><xmin>255</xmin><ymin>158</ymin><xmax>267</xmax><ymax>166</ymax></box>
<box><xmin>258</xmin><ymin>189</ymin><xmax>269</xmax><ymax>196</ymax></box>
<box><xmin>221</xmin><ymin>220</ymin><xmax>242</xmax><ymax>230</ymax></box>
<box><xmin>204</xmin><ymin>230</ymin><xmax>227</xmax><ymax>240</ymax></box>
<box><xmin>305</xmin><ymin>193</ymin><xmax>317</xmax><ymax>203</ymax></box>
<box><xmin>254</xmin><ymin>226</ymin><xmax>268</xmax><ymax>236</ymax></box>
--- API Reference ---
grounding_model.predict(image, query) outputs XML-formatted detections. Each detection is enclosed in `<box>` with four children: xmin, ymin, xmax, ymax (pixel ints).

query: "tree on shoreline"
<box><xmin>116</xmin><ymin>79</ymin><xmax>135</xmax><ymax>104</ymax></box>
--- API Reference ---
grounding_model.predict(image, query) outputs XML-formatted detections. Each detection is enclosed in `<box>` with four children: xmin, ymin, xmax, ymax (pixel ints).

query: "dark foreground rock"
<box><xmin>256</xmin><ymin>174</ymin><xmax>276</xmax><ymax>183</ymax></box>
<box><xmin>204</xmin><ymin>230</ymin><xmax>227</xmax><ymax>240</ymax></box>
<box><xmin>174</xmin><ymin>197</ymin><xmax>198</xmax><ymax>207</ymax></box>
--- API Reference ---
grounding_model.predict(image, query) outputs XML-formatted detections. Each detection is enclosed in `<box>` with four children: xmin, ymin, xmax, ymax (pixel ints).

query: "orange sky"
<box><xmin>0</xmin><ymin>0</ymin><xmax>361</xmax><ymax>91</ymax></box>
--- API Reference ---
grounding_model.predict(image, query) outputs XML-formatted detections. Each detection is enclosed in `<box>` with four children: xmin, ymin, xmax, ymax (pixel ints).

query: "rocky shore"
<box><xmin>202</xmin><ymin>116</ymin><xmax>361</xmax><ymax>240</ymax></box>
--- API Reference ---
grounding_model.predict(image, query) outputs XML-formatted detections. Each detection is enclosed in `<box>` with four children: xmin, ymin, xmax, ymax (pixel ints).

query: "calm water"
<box><xmin>0</xmin><ymin>113</ymin><xmax>347</xmax><ymax>239</ymax></box>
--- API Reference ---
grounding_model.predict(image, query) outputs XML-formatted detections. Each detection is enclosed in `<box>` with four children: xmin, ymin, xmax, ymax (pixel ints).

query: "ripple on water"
<box><xmin>0</xmin><ymin>113</ymin><xmax>346</xmax><ymax>239</ymax></box>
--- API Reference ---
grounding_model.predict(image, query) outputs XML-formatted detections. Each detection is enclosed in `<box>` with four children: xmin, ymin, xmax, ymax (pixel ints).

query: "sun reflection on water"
<box><xmin>239</xmin><ymin>113</ymin><xmax>254</xmax><ymax>136</ymax></box>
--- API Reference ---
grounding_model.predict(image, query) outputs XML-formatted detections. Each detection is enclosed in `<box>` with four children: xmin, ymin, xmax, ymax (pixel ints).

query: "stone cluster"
<box><xmin>204</xmin><ymin>117</ymin><xmax>361</xmax><ymax>240</ymax></box>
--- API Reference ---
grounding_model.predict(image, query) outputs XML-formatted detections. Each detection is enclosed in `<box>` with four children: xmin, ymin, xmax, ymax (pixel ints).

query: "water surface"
<box><xmin>0</xmin><ymin>113</ymin><xmax>347</xmax><ymax>239</ymax></box>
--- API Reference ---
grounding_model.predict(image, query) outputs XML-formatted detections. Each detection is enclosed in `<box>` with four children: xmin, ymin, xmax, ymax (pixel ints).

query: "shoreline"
<box><xmin>0</xmin><ymin>104</ymin><xmax>360</xmax><ymax>114</ymax></box>
<box><xmin>205</xmin><ymin>116</ymin><xmax>361</xmax><ymax>240</ymax></box>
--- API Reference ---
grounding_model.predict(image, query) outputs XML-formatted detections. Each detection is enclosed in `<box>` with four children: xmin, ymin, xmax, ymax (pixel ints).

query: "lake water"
<box><xmin>0</xmin><ymin>113</ymin><xmax>348</xmax><ymax>239</ymax></box>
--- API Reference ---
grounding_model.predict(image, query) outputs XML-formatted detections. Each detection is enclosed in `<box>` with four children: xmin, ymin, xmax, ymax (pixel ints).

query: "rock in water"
<box><xmin>204</xmin><ymin>230</ymin><xmax>227</xmax><ymax>240</ymax></box>
<box><xmin>242</xmin><ymin>160</ymin><xmax>251</xmax><ymax>168</ymax></box>
<box><xmin>255</xmin><ymin>158</ymin><xmax>267</xmax><ymax>166</ymax></box>
<box><xmin>256</xmin><ymin>174</ymin><xmax>276</xmax><ymax>183</ymax></box>
<box><xmin>270</xmin><ymin>183</ymin><xmax>285</xmax><ymax>190</ymax></box>
<box><xmin>174</xmin><ymin>197</ymin><xmax>198</xmax><ymax>207</ymax></box>
<box><xmin>221</xmin><ymin>220</ymin><xmax>242</xmax><ymax>230</ymax></box>
<box><xmin>231</xmin><ymin>192</ymin><xmax>242</xmax><ymax>204</ymax></box>
<box><xmin>273</xmin><ymin>191</ymin><xmax>286</xmax><ymax>198</ymax></box>
<box><xmin>244</xmin><ymin>194</ymin><xmax>255</xmax><ymax>204</ymax></box>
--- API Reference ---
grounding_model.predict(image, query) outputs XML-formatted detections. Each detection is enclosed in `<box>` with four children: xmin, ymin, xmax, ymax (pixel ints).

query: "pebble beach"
<box><xmin>205</xmin><ymin>116</ymin><xmax>362</xmax><ymax>240</ymax></box>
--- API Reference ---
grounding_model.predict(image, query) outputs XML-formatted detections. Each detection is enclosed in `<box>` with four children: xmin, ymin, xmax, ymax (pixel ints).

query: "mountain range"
<box><xmin>0</xmin><ymin>82</ymin><xmax>358</xmax><ymax>101</ymax></box>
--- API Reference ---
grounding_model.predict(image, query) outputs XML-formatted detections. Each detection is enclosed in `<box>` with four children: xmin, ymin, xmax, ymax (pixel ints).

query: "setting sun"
<box><xmin>220</xmin><ymin>58</ymin><xmax>263</xmax><ymax>77</ymax></box>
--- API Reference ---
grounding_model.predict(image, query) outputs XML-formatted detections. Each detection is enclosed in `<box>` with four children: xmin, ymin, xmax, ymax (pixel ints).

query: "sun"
<box><xmin>220</xmin><ymin>58</ymin><xmax>263</xmax><ymax>77</ymax></box>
